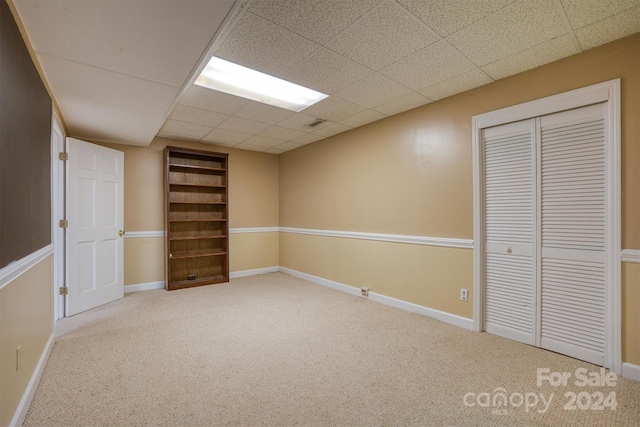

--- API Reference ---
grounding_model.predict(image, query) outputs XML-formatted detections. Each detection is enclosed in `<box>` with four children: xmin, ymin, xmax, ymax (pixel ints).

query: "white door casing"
<box><xmin>51</xmin><ymin>112</ymin><xmax>65</xmax><ymax>321</ymax></box>
<box><xmin>472</xmin><ymin>79</ymin><xmax>621</xmax><ymax>373</ymax></box>
<box><xmin>66</xmin><ymin>138</ymin><xmax>124</xmax><ymax>316</ymax></box>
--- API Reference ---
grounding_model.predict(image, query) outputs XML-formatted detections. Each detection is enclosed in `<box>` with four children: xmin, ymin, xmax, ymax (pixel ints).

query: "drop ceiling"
<box><xmin>11</xmin><ymin>0</ymin><xmax>640</xmax><ymax>153</ymax></box>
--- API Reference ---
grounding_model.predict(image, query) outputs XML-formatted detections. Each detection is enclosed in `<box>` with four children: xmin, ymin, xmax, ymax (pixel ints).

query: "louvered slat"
<box><xmin>540</xmin><ymin>111</ymin><xmax>606</xmax><ymax>365</ymax></box>
<box><xmin>483</xmin><ymin>121</ymin><xmax>534</xmax><ymax>345</ymax></box>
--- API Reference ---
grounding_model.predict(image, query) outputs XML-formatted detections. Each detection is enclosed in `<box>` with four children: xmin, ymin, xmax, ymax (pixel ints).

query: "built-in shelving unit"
<box><xmin>164</xmin><ymin>147</ymin><xmax>229</xmax><ymax>290</ymax></box>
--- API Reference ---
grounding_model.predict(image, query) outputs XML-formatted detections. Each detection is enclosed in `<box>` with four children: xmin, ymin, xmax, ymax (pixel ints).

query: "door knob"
<box><xmin>505</xmin><ymin>247</ymin><xmax>512</xmax><ymax>254</ymax></box>
<box><xmin>118</xmin><ymin>230</ymin><xmax>125</xmax><ymax>237</ymax></box>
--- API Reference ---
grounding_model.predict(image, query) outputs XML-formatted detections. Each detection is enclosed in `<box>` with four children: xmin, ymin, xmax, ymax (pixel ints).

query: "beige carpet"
<box><xmin>24</xmin><ymin>272</ymin><xmax>639</xmax><ymax>426</ymax></box>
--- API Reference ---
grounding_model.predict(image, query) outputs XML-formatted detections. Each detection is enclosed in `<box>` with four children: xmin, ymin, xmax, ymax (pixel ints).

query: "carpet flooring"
<box><xmin>24</xmin><ymin>272</ymin><xmax>640</xmax><ymax>426</ymax></box>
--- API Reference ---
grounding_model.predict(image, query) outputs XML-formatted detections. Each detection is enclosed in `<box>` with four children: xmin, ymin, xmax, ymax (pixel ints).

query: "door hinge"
<box><xmin>59</xmin><ymin>219</ymin><xmax>68</xmax><ymax>228</ymax></box>
<box><xmin>59</xmin><ymin>286</ymin><xmax>68</xmax><ymax>296</ymax></box>
<box><xmin>59</xmin><ymin>152</ymin><xmax>68</xmax><ymax>161</ymax></box>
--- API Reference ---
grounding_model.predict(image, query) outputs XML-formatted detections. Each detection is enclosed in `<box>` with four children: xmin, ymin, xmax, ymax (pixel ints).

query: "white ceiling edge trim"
<box><xmin>156</xmin><ymin>0</ymin><xmax>246</xmax><ymax>146</ymax></box>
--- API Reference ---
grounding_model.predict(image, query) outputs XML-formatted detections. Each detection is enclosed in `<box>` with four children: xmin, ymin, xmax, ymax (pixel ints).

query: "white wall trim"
<box><xmin>280</xmin><ymin>227</ymin><xmax>473</xmax><ymax>249</ymax></box>
<box><xmin>229</xmin><ymin>227</ymin><xmax>280</xmax><ymax>234</ymax></box>
<box><xmin>621</xmin><ymin>362</ymin><xmax>640</xmax><ymax>382</ymax></box>
<box><xmin>124</xmin><ymin>281</ymin><xmax>165</xmax><ymax>293</ymax></box>
<box><xmin>230</xmin><ymin>266</ymin><xmax>280</xmax><ymax>278</ymax></box>
<box><xmin>123</xmin><ymin>231</ymin><xmax>165</xmax><ymax>239</ymax></box>
<box><xmin>10</xmin><ymin>333</ymin><xmax>55</xmax><ymax>427</ymax></box>
<box><xmin>472</xmin><ymin>79</ymin><xmax>622</xmax><ymax>374</ymax></box>
<box><xmin>0</xmin><ymin>245</ymin><xmax>54</xmax><ymax>291</ymax></box>
<box><xmin>279</xmin><ymin>267</ymin><xmax>474</xmax><ymax>331</ymax></box>
<box><xmin>621</xmin><ymin>249</ymin><xmax>640</xmax><ymax>263</ymax></box>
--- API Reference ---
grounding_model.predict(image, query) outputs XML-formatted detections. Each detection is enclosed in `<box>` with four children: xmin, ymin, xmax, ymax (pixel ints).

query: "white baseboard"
<box><xmin>279</xmin><ymin>267</ymin><xmax>474</xmax><ymax>331</ymax></box>
<box><xmin>124</xmin><ymin>281</ymin><xmax>165</xmax><ymax>293</ymax></box>
<box><xmin>622</xmin><ymin>362</ymin><xmax>640</xmax><ymax>381</ymax></box>
<box><xmin>368</xmin><ymin>291</ymin><xmax>475</xmax><ymax>330</ymax></box>
<box><xmin>10</xmin><ymin>333</ymin><xmax>55</xmax><ymax>427</ymax></box>
<box><xmin>279</xmin><ymin>267</ymin><xmax>362</xmax><ymax>297</ymax></box>
<box><xmin>230</xmin><ymin>266</ymin><xmax>280</xmax><ymax>279</ymax></box>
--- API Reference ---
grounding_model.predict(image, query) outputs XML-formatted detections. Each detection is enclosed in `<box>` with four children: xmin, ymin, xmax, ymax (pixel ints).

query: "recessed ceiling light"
<box><xmin>195</xmin><ymin>57</ymin><xmax>328</xmax><ymax>112</ymax></box>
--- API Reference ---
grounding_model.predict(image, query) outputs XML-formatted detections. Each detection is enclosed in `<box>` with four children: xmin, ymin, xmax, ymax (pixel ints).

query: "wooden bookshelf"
<box><xmin>164</xmin><ymin>147</ymin><xmax>229</xmax><ymax>290</ymax></box>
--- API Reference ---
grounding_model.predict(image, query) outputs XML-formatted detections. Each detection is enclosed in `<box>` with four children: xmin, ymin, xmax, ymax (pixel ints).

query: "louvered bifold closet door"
<box><xmin>483</xmin><ymin>119</ymin><xmax>536</xmax><ymax>345</ymax></box>
<box><xmin>540</xmin><ymin>103</ymin><xmax>607</xmax><ymax>366</ymax></box>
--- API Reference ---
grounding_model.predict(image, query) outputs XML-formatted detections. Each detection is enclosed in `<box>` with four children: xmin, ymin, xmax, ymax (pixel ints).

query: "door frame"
<box><xmin>472</xmin><ymin>79</ymin><xmax>621</xmax><ymax>374</ymax></box>
<box><xmin>51</xmin><ymin>110</ymin><xmax>66</xmax><ymax>322</ymax></box>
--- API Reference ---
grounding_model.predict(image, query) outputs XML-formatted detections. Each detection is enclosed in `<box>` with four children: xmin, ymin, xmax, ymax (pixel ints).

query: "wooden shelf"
<box><xmin>169</xmin><ymin>182</ymin><xmax>227</xmax><ymax>188</ymax></box>
<box><xmin>169</xmin><ymin>235</ymin><xmax>226</xmax><ymax>241</ymax></box>
<box><xmin>169</xmin><ymin>219</ymin><xmax>227</xmax><ymax>223</ymax></box>
<box><xmin>169</xmin><ymin>164</ymin><xmax>226</xmax><ymax>172</ymax></box>
<box><xmin>165</xmin><ymin>146</ymin><xmax>229</xmax><ymax>291</ymax></box>
<box><xmin>169</xmin><ymin>251</ymin><xmax>226</xmax><ymax>259</ymax></box>
<box><xmin>169</xmin><ymin>201</ymin><xmax>227</xmax><ymax>205</ymax></box>
<box><xmin>169</xmin><ymin>275</ymin><xmax>228</xmax><ymax>289</ymax></box>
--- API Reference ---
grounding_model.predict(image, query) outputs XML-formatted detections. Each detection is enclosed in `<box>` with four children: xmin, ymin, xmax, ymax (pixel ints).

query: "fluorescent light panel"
<box><xmin>195</xmin><ymin>57</ymin><xmax>328</xmax><ymax>112</ymax></box>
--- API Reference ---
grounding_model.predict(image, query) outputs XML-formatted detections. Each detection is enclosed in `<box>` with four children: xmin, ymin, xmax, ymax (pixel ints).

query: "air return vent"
<box><xmin>307</xmin><ymin>119</ymin><xmax>327</xmax><ymax>128</ymax></box>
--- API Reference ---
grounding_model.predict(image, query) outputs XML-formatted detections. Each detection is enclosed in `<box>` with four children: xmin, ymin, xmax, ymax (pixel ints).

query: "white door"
<box><xmin>482</xmin><ymin>103</ymin><xmax>608</xmax><ymax>366</ymax></box>
<box><xmin>483</xmin><ymin>119</ymin><xmax>537</xmax><ymax>346</ymax></box>
<box><xmin>66</xmin><ymin>138</ymin><xmax>124</xmax><ymax>316</ymax></box>
<box><xmin>539</xmin><ymin>103</ymin><xmax>607</xmax><ymax>366</ymax></box>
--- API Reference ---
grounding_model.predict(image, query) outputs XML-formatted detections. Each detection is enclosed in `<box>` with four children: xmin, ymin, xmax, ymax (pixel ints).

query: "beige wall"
<box><xmin>97</xmin><ymin>137</ymin><xmax>281</xmax><ymax>286</ymax></box>
<box><xmin>0</xmin><ymin>256</ymin><xmax>53</xmax><ymax>426</ymax></box>
<box><xmin>279</xmin><ymin>36</ymin><xmax>640</xmax><ymax>360</ymax></box>
<box><xmin>622</xmin><ymin>263</ymin><xmax>640</xmax><ymax>365</ymax></box>
<box><xmin>280</xmin><ymin>232</ymin><xmax>473</xmax><ymax>318</ymax></box>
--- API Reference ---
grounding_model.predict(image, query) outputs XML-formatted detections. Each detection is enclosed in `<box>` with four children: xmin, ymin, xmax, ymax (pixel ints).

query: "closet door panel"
<box><xmin>540</xmin><ymin>103</ymin><xmax>606</xmax><ymax>366</ymax></box>
<box><xmin>483</xmin><ymin>119</ymin><xmax>536</xmax><ymax>345</ymax></box>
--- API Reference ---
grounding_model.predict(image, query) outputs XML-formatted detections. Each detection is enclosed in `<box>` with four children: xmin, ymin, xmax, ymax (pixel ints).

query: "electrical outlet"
<box><xmin>361</xmin><ymin>287</ymin><xmax>369</xmax><ymax>297</ymax></box>
<box><xmin>460</xmin><ymin>289</ymin><xmax>468</xmax><ymax>302</ymax></box>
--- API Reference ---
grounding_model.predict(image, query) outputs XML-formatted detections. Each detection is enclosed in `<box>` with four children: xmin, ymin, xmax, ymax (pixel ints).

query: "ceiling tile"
<box><xmin>168</xmin><ymin>105</ymin><xmax>227</xmax><ymax>128</ymax></box>
<box><xmin>575</xmin><ymin>6</ymin><xmax>640</xmax><ymax>50</ymax></box>
<box><xmin>215</xmin><ymin>12</ymin><xmax>320</xmax><ymax>77</ymax></box>
<box><xmin>301</xmin><ymin>96</ymin><xmax>367</xmax><ymax>122</ymax></box>
<box><xmin>446</xmin><ymin>0</ymin><xmax>567</xmax><ymax>66</ymax></box>
<box><xmin>397</xmin><ymin>0</ymin><xmax>510</xmax><ymax>37</ymax></box>
<box><xmin>249</xmin><ymin>0</ymin><xmax>382</xmax><ymax>45</ymax></box>
<box><xmin>325</xmin><ymin>1</ymin><xmax>439</xmax><ymax>71</ymax></box>
<box><xmin>259</xmin><ymin>126</ymin><xmax>307</xmax><ymax>141</ymax></box>
<box><xmin>36</xmin><ymin>54</ymin><xmax>180</xmax><ymax>145</ymax></box>
<box><xmin>157</xmin><ymin>131</ymin><xmax>201</xmax><ymax>143</ymax></box>
<box><xmin>200</xmin><ymin>140</ymin><xmax>237</xmax><ymax>148</ymax></box>
<box><xmin>313</xmin><ymin>122</ymin><xmax>351</xmax><ymax>137</ymax></box>
<box><xmin>373</xmin><ymin>92</ymin><xmax>431</xmax><ymax>116</ymax></box>
<box><xmin>201</xmin><ymin>128</ymin><xmax>252</xmax><ymax>144</ymax></box>
<box><xmin>276</xmin><ymin>113</ymin><xmax>317</xmax><ymax>132</ymax></box>
<box><xmin>482</xmin><ymin>35</ymin><xmax>579</xmax><ymax>80</ymax></box>
<box><xmin>293</xmin><ymin>133</ymin><xmax>325</xmax><ymax>145</ymax></box>
<box><xmin>219</xmin><ymin>116</ymin><xmax>271</xmax><ymax>134</ymax></box>
<box><xmin>265</xmin><ymin>148</ymin><xmax>286</xmax><ymax>154</ymax></box>
<box><xmin>560</xmin><ymin>0</ymin><xmax>640</xmax><ymax>29</ymax></box>
<box><xmin>273</xmin><ymin>141</ymin><xmax>304</xmax><ymax>152</ymax></box>
<box><xmin>381</xmin><ymin>41</ymin><xmax>475</xmax><ymax>90</ymax></box>
<box><xmin>282</xmin><ymin>48</ymin><xmax>373</xmax><ymax>94</ymax></box>
<box><xmin>161</xmin><ymin>120</ymin><xmax>212</xmax><ymax>138</ymax></box>
<box><xmin>334</xmin><ymin>73</ymin><xmax>412</xmax><ymax>108</ymax></box>
<box><xmin>13</xmin><ymin>0</ymin><xmax>237</xmax><ymax>88</ymax></box>
<box><xmin>180</xmin><ymin>86</ymin><xmax>245</xmax><ymax>115</ymax></box>
<box><xmin>233</xmin><ymin>101</ymin><xmax>295</xmax><ymax>124</ymax></box>
<box><xmin>419</xmin><ymin>69</ymin><xmax>493</xmax><ymax>101</ymax></box>
<box><xmin>242</xmin><ymin>135</ymin><xmax>284</xmax><ymax>148</ymax></box>
<box><xmin>340</xmin><ymin>110</ymin><xmax>387</xmax><ymax>128</ymax></box>
<box><xmin>235</xmin><ymin>144</ymin><xmax>268</xmax><ymax>152</ymax></box>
